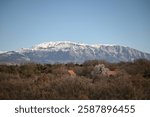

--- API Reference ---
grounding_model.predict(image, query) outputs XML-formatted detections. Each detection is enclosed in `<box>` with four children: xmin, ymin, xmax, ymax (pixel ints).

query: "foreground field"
<box><xmin>0</xmin><ymin>59</ymin><xmax>150</xmax><ymax>99</ymax></box>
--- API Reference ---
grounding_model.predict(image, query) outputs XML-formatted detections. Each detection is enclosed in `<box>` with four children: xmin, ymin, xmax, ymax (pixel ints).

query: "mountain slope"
<box><xmin>0</xmin><ymin>51</ymin><xmax>30</xmax><ymax>64</ymax></box>
<box><xmin>0</xmin><ymin>41</ymin><xmax>150</xmax><ymax>64</ymax></box>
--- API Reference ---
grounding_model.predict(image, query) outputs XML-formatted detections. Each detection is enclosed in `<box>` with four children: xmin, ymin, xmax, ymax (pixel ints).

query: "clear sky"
<box><xmin>0</xmin><ymin>0</ymin><xmax>150</xmax><ymax>53</ymax></box>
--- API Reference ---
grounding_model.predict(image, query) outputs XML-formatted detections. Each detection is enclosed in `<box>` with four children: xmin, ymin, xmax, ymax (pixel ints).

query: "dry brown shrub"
<box><xmin>0</xmin><ymin>60</ymin><xmax>150</xmax><ymax>99</ymax></box>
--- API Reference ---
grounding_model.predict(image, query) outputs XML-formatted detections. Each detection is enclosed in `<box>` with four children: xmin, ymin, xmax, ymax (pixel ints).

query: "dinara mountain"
<box><xmin>0</xmin><ymin>41</ymin><xmax>150</xmax><ymax>64</ymax></box>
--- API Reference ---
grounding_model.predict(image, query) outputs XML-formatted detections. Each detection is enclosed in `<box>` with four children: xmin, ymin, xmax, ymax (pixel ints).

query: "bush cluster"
<box><xmin>0</xmin><ymin>59</ymin><xmax>150</xmax><ymax>99</ymax></box>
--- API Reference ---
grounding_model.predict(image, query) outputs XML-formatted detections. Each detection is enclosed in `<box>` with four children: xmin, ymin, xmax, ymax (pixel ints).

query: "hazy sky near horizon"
<box><xmin>0</xmin><ymin>0</ymin><xmax>150</xmax><ymax>53</ymax></box>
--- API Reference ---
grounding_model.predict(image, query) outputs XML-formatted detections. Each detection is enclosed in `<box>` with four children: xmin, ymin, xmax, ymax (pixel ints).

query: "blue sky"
<box><xmin>0</xmin><ymin>0</ymin><xmax>150</xmax><ymax>53</ymax></box>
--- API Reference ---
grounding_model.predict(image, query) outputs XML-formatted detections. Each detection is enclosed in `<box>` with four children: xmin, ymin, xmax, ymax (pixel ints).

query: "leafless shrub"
<box><xmin>0</xmin><ymin>59</ymin><xmax>150</xmax><ymax>99</ymax></box>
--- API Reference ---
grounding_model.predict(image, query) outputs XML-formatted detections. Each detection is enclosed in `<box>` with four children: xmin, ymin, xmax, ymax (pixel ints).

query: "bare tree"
<box><xmin>91</xmin><ymin>64</ymin><xmax>109</xmax><ymax>83</ymax></box>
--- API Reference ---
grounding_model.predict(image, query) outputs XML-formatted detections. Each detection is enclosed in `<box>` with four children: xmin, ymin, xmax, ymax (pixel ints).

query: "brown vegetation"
<box><xmin>0</xmin><ymin>59</ymin><xmax>150</xmax><ymax>100</ymax></box>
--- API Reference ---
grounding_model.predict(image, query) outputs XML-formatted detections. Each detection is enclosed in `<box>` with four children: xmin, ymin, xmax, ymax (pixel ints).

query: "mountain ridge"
<box><xmin>0</xmin><ymin>41</ymin><xmax>150</xmax><ymax>64</ymax></box>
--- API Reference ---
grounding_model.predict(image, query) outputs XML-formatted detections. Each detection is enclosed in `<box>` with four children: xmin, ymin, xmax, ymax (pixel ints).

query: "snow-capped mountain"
<box><xmin>0</xmin><ymin>51</ymin><xmax>30</xmax><ymax>64</ymax></box>
<box><xmin>0</xmin><ymin>41</ymin><xmax>150</xmax><ymax>64</ymax></box>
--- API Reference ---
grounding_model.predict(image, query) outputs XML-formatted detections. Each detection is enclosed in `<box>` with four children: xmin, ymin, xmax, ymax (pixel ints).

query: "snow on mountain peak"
<box><xmin>32</xmin><ymin>41</ymin><xmax>88</xmax><ymax>50</ymax></box>
<box><xmin>26</xmin><ymin>41</ymin><xmax>142</xmax><ymax>57</ymax></box>
<box><xmin>32</xmin><ymin>41</ymin><xmax>122</xmax><ymax>49</ymax></box>
<box><xmin>0</xmin><ymin>41</ymin><xmax>150</xmax><ymax>64</ymax></box>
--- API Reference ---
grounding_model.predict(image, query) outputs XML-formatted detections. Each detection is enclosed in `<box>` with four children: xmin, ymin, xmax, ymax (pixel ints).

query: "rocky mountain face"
<box><xmin>0</xmin><ymin>41</ymin><xmax>150</xmax><ymax>64</ymax></box>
